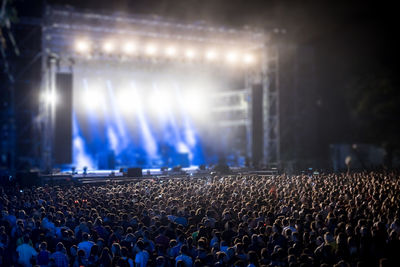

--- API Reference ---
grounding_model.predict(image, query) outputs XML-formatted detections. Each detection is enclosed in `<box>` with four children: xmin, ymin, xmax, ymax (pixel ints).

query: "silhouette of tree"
<box><xmin>346</xmin><ymin>69</ymin><xmax>400</xmax><ymax>167</ymax></box>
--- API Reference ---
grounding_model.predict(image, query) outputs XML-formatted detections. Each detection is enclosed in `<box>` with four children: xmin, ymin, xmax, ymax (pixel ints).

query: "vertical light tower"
<box><xmin>40</xmin><ymin>55</ymin><xmax>58</xmax><ymax>172</ymax></box>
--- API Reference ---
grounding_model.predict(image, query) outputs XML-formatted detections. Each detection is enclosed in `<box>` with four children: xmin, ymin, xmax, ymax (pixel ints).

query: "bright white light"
<box><xmin>116</xmin><ymin>90</ymin><xmax>139</xmax><ymax>113</ymax></box>
<box><xmin>205</xmin><ymin>49</ymin><xmax>217</xmax><ymax>61</ymax></box>
<box><xmin>177</xmin><ymin>142</ymin><xmax>190</xmax><ymax>154</ymax></box>
<box><xmin>123</xmin><ymin>42</ymin><xmax>136</xmax><ymax>55</ymax></box>
<box><xmin>226</xmin><ymin>51</ymin><xmax>238</xmax><ymax>63</ymax></box>
<box><xmin>183</xmin><ymin>91</ymin><xmax>205</xmax><ymax>115</ymax></box>
<box><xmin>83</xmin><ymin>90</ymin><xmax>104</xmax><ymax>110</ymax></box>
<box><xmin>102</xmin><ymin>41</ymin><xmax>115</xmax><ymax>53</ymax></box>
<box><xmin>75</xmin><ymin>39</ymin><xmax>90</xmax><ymax>53</ymax></box>
<box><xmin>145</xmin><ymin>43</ymin><xmax>157</xmax><ymax>55</ymax></box>
<box><xmin>165</xmin><ymin>46</ymin><xmax>177</xmax><ymax>57</ymax></box>
<box><xmin>185</xmin><ymin>48</ymin><xmax>196</xmax><ymax>59</ymax></box>
<box><xmin>42</xmin><ymin>91</ymin><xmax>57</xmax><ymax>105</ymax></box>
<box><xmin>243</xmin><ymin>53</ymin><xmax>255</xmax><ymax>64</ymax></box>
<box><xmin>150</xmin><ymin>91</ymin><xmax>171</xmax><ymax>113</ymax></box>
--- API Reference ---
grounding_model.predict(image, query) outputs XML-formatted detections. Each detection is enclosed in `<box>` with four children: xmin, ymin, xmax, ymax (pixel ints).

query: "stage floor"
<box><xmin>37</xmin><ymin>166</ymin><xmax>276</xmax><ymax>186</ymax></box>
<box><xmin>60</xmin><ymin>165</ymin><xmax>200</xmax><ymax>177</ymax></box>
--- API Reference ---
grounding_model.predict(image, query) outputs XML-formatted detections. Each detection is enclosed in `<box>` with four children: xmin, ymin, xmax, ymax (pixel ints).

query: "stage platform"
<box><xmin>37</xmin><ymin>166</ymin><xmax>278</xmax><ymax>186</ymax></box>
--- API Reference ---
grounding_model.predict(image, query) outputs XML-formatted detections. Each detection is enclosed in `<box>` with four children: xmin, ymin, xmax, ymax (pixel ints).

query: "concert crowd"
<box><xmin>1</xmin><ymin>171</ymin><xmax>400</xmax><ymax>267</ymax></box>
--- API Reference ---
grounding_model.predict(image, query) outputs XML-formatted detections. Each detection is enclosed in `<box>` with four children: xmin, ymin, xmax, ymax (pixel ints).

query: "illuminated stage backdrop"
<box><xmin>72</xmin><ymin>62</ymin><xmax>228</xmax><ymax>169</ymax></box>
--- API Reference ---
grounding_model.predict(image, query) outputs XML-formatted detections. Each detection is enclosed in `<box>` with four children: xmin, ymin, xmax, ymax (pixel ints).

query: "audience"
<box><xmin>1</xmin><ymin>171</ymin><xmax>400</xmax><ymax>266</ymax></box>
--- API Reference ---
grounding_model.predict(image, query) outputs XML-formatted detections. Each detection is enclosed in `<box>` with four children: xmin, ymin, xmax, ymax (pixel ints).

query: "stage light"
<box><xmin>243</xmin><ymin>53</ymin><xmax>255</xmax><ymax>64</ymax></box>
<box><xmin>42</xmin><ymin>91</ymin><xmax>57</xmax><ymax>105</ymax></box>
<box><xmin>185</xmin><ymin>48</ymin><xmax>196</xmax><ymax>59</ymax></box>
<box><xmin>205</xmin><ymin>49</ymin><xmax>217</xmax><ymax>61</ymax></box>
<box><xmin>150</xmin><ymin>90</ymin><xmax>171</xmax><ymax>113</ymax></box>
<box><xmin>165</xmin><ymin>46</ymin><xmax>177</xmax><ymax>57</ymax></box>
<box><xmin>83</xmin><ymin>89</ymin><xmax>104</xmax><ymax>110</ymax></box>
<box><xmin>226</xmin><ymin>51</ymin><xmax>238</xmax><ymax>63</ymax></box>
<box><xmin>122</xmin><ymin>42</ymin><xmax>136</xmax><ymax>55</ymax></box>
<box><xmin>145</xmin><ymin>43</ymin><xmax>157</xmax><ymax>55</ymax></box>
<box><xmin>117</xmin><ymin>90</ymin><xmax>139</xmax><ymax>113</ymax></box>
<box><xmin>102</xmin><ymin>40</ymin><xmax>115</xmax><ymax>53</ymax></box>
<box><xmin>183</xmin><ymin>91</ymin><xmax>205</xmax><ymax>115</ymax></box>
<box><xmin>74</xmin><ymin>39</ymin><xmax>90</xmax><ymax>53</ymax></box>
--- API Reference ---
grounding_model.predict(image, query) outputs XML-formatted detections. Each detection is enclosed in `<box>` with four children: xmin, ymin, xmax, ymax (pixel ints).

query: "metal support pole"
<box><xmin>244</xmin><ymin>69</ymin><xmax>253</xmax><ymax>163</ymax></box>
<box><xmin>262</xmin><ymin>44</ymin><xmax>280</xmax><ymax>166</ymax></box>
<box><xmin>261</xmin><ymin>45</ymin><xmax>269</xmax><ymax>165</ymax></box>
<box><xmin>275</xmin><ymin>45</ymin><xmax>281</xmax><ymax>165</ymax></box>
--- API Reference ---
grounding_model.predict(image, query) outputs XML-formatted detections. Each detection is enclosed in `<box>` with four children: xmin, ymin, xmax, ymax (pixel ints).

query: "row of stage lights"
<box><xmin>74</xmin><ymin>39</ymin><xmax>257</xmax><ymax>65</ymax></box>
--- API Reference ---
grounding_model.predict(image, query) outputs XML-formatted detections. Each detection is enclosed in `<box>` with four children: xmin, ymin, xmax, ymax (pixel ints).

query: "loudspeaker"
<box><xmin>126</xmin><ymin>167</ymin><xmax>142</xmax><ymax>177</ymax></box>
<box><xmin>213</xmin><ymin>163</ymin><xmax>230</xmax><ymax>174</ymax></box>
<box><xmin>54</xmin><ymin>73</ymin><xmax>72</xmax><ymax>164</ymax></box>
<box><xmin>172</xmin><ymin>165</ymin><xmax>182</xmax><ymax>172</ymax></box>
<box><xmin>252</xmin><ymin>84</ymin><xmax>263</xmax><ymax>168</ymax></box>
<box><xmin>160</xmin><ymin>166</ymin><xmax>168</xmax><ymax>172</ymax></box>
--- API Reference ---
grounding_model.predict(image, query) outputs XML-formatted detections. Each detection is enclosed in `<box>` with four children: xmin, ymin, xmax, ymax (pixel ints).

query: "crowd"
<box><xmin>1</xmin><ymin>171</ymin><xmax>400</xmax><ymax>267</ymax></box>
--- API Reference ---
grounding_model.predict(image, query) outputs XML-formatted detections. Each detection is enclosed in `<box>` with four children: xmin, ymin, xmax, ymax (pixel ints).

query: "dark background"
<box><xmin>1</xmin><ymin>0</ymin><xmax>398</xmax><ymax>171</ymax></box>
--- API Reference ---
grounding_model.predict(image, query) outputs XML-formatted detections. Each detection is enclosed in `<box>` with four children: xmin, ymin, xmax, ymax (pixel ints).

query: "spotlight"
<box><xmin>243</xmin><ymin>53</ymin><xmax>255</xmax><ymax>64</ymax></box>
<box><xmin>122</xmin><ymin>42</ymin><xmax>136</xmax><ymax>55</ymax></box>
<box><xmin>150</xmin><ymin>91</ymin><xmax>171</xmax><ymax>113</ymax></box>
<box><xmin>117</xmin><ymin>90</ymin><xmax>139</xmax><ymax>113</ymax></box>
<box><xmin>42</xmin><ymin>91</ymin><xmax>57</xmax><ymax>105</ymax></box>
<box><xmin>185</xmin><ymin>48</ymin><xmax>196</xmax><ymax>59</ymax></box>
<box><xmin>226</xmin><ymin>51</ymin><xmax>238</xmax><ymax>63</ymax></box>
<box><xmin>145</xmin><ymin>43</ymin><xmax>157</xmax><ymax>55</ymax></box>
<box><xmin>165</xmin><ymin>46</ymin><xmax>177</xmax><ymax>57</ymax></box>
<box><xmin>183</xmin><ymin>91</ymin><xmax>204</xmax><ymax>115</ymax></box>
<box><xmin>74</xmin><ymin>39</ymin><xmax>90</xmax><ymax>53</ymax></box>
<box><xmin>205</xmin><ymin>49</ymin><xmax>217</xmax><ymax>61</ymax></box>
<box><xmin>102</xmin><ymin>40</ymin><xmax>115</xmax><ymax>53</ymax></box>
<box><xmin>83</xmin><ymin>89</ymin><xmax>104</xmax><ymax>110</ymax></box>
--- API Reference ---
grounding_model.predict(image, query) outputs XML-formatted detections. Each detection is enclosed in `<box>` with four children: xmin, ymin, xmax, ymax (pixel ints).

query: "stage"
<box><xmin>37</xmin><ymin>6</ymin><xmax>280</xmax><ymax>174</ymax></box>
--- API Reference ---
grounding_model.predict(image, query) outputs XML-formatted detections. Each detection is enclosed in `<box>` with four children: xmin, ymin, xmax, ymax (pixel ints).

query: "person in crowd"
<box><xmin>72</xmin><ymin>249</ymin><xmax>87</xmax><ymax>267</ymax></box>
<box><xmin>175</xmin><ymin>245</ymin><xmax>193</xmax><ymax>267</ymax></box>
<box><xmin>87</xmin><ymin>244</ymin><xmax>99</xmax><ymax>266</ymax></box>
<box><xmin>98</xmin><ymin>247</ymin><xmax>112</xmax><ymax>267</ymax></box>
<box><xmin>50</xmin><ymin>242</ymin><xmax>69</xmax><ymax>267</ymax></box>
<box><xmin>16</xmin><ymin>235</ymin><xmax>38</xmax><ymax>267</ymax></box>
<box><xmin>119</xmin><ymin>246</ymin><xmax>134</xmax><ymax>267</ymax></box>
<box><xmin>134</xmin><ymin>239</ymin><xmax>150</xmax><ymax>267</ymax></box>
<box><xmin>77</xmin><ymin>232</ymin><xmax>95</xmax><ymax>259</ymax></box>
<box><xmin>37</xmin><ymin>241</ymin><xmax>51</xmax><ymax>267</ymax></box>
